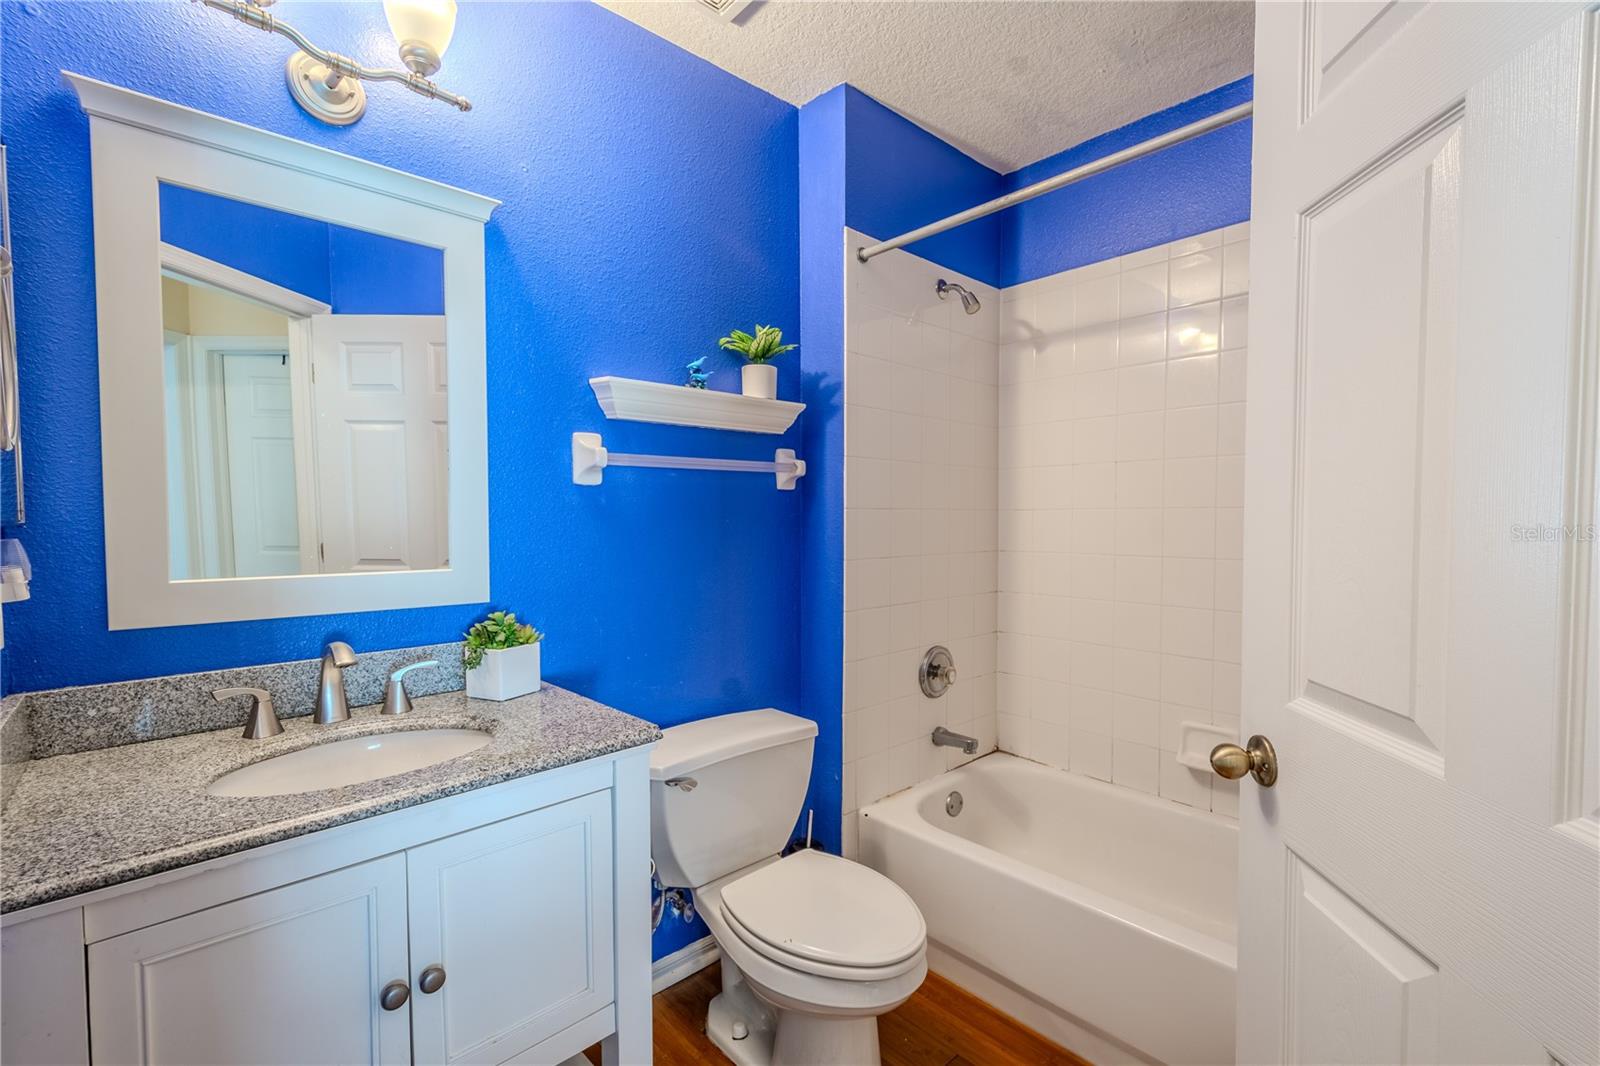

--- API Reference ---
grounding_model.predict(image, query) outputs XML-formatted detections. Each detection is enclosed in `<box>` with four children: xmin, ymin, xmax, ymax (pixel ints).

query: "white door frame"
<box><xmin>163</xmin><ymin>244</ymin><xmax>328</xmax><ymax>577</ymax></box>
<box><xmin>159</xmin><ymin>242</ymin><xmax>331</xmax><ymax>319</ymax></box>
<box><xmin>162</xmin><ymin>329</ymin><xmax>207</xmax><ymax>578</ymax></box>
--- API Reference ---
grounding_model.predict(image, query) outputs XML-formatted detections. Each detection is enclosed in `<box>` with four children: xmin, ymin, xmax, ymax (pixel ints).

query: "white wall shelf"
<box><xmin>588</xmin><ymin>376</ymin><xmax>804</xmax><ymax>434</ymax></box>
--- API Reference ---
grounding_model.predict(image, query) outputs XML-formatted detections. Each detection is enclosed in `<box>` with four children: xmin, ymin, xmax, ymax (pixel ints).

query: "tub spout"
<box><xmin>932</xmin><ymin>726</ymin><xmax>978</xmax><ymax>755</ymax></box>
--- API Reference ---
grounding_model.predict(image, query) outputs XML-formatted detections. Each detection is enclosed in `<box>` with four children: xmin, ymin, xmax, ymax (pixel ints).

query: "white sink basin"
<box><xmin>208</xmin><ymin>729</ymin><xmax>493</xmax><ymax>798</ymax></box>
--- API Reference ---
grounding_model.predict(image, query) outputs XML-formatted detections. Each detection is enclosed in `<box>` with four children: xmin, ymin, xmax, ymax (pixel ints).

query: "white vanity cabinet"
<box><xmin>1</xmin><ymin>750</ymin><xmax>652</xmax><ymax>1066</ymax></box>
<box><xmin>88</xmin><ymin>855</ymin><xmax>415</xmax><ymax>1065</ymax></box>
<box><xmin>406</xmin><ymin>791</ymin><xmax>615</xmax><ymax>1064</ymax></box>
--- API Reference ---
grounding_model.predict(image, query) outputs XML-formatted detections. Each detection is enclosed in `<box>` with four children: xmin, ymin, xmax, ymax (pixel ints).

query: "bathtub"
<box><xmin>858</xmin><ymin>753</ymin><xmax>1236</xmax><ymax>1065</ymax></box>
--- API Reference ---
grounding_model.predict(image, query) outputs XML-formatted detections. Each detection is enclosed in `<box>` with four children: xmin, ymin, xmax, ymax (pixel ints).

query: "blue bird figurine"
<box><xmin>686</xmin><ymin>356</ymin><xmax>711</xmax><ymax>389</ymax></box>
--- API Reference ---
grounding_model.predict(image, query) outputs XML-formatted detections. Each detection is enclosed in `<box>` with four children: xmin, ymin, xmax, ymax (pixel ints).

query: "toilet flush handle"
<box><xmin>665</xmin><ymin>777</ymin><xmax>697</xmax><ymax>792</ymax></box>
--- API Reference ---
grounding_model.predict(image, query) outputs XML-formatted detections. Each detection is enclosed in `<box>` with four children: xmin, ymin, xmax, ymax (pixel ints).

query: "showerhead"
<box><xmin>936</xmin><ymin>278</ymin><xmax>981</xmax><ymax>315</ymax></box>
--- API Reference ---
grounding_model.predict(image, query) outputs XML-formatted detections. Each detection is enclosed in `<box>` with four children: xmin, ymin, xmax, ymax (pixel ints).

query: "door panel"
<box><xmin>346</xmin><ymin>421</ymin><xmax>412</xmax><ymax>567</ymax></box>
<box><xmin>1307</xmin><ymin>1</ymin><xmax>1425</xmax><ymax>114</ymax></box>
<box><xmin>87</xmin><ymin>855</ymin><xmax>411</xmax><ymax>1065</ymax></box>
<box><xmin>1285</xmin><ymin>855</ymin><xmax>1438</xmax><ymax>1065</ymax></box>
<box><xmin>407</xmin><ymin>792</ymin><xmax>615</xmax><ymax>1065</ymax></box>
<box><xmin>1297</xmin><ymin>116</ymin><xmax>1458</xmax><ymax>754</ymax></box>
<box><xmin>1245</xmin><ymin>4</ymin><xmax>1599</xmax><ymax>1064</ymax></box>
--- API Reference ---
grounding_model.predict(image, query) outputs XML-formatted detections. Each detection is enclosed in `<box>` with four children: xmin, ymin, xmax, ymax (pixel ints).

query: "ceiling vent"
<box><xmin>695</xmin><ymin>0</ymin><xmax>753</xmax><ymax>22</ymax></box>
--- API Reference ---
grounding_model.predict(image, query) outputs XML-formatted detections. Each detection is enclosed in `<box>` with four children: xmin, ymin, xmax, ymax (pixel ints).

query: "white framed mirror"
<box><xmin>67</xmin><ymin>72</ymin><xmax>498</xmax><ymax>629</ymax></box>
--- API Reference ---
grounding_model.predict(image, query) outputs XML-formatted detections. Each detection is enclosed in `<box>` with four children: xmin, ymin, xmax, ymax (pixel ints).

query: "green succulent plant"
<box><xmin>463</xmin><ymin>611</ymin><xmax>543</xmax><ymax>671</ymax></box>
<box><xmin>718</xmin><ymin>324</ymin><xmax>798</xmax><ymax>364</ymax></box>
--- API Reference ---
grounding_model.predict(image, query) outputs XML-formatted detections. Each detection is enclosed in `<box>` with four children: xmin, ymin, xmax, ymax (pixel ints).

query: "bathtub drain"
<box><xmin>945</xmin><ymin>790</ymin><xmax>964</xmax><ymax>817</ymax></box>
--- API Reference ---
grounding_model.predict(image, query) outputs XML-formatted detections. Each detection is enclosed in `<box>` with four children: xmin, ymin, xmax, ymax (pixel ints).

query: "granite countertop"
<box><xmin>0</xmin><ymin>685</ymin><xmax>660</xmax><ymax>914</ymax></box>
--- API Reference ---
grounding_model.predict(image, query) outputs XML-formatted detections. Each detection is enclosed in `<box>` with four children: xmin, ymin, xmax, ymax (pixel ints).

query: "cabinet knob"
<box><xmin>379</xmin><ymin>980</ymin><xmax>410</xmax><ymax>1011</ymax></box>
<box><xmin>418</xmin><ymin>964</ymin><xmax>447</xmax><ymax>995</ymax></box>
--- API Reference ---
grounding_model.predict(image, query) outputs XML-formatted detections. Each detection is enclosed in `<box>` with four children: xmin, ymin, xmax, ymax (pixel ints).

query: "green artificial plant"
<box><xmin>463</xmin><ymin>611</ymin><xmax>543</xmax><ymax>671</ymax></box>
<box><xmin>718</xmin><ymin>324</ymin><xmax>798</xmax><ymax>364</ymax></box>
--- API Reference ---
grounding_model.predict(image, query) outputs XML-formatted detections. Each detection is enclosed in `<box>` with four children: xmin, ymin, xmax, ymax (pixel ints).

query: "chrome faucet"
<box><xmin>931</xmin><ymin>726</ymin><xmax>978</xmax><ymax>755</ymax></box>
<box><xmin>316</xmin><ymin>641</ymin><xmax>358</xmax><ymax>724</ymax></box>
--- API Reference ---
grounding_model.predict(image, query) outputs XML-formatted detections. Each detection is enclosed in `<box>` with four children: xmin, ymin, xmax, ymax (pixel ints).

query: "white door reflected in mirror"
<box><xmin>158</xmin><ymin>183</ymin><xmax>448</xmax><ymax>580</ymax></box>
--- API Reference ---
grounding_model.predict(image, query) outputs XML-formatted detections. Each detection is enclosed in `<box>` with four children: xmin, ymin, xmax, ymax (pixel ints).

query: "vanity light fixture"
<box><xmin>193</xmin><ymin>0</ymin><xmax>470</xmax><ymax>126</ymax></box>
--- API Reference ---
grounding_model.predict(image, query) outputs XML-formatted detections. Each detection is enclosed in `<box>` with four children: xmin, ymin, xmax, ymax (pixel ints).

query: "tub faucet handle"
<box><xmin>382</xmin><ymin>659</ymin><xmax>440</xmax><ymax>716</ymax></box>
<box><xmin>215</xmin><ymin>687</ymin><xmax>283</xmax><ymax>740</ymax></box>
<box><xmin>919</xmin><ymin>645</ymin><xmax>958</xmax><ymax>698</ymax></box>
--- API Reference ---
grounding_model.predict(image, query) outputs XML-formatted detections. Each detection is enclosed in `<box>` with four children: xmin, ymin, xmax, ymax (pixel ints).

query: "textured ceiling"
<box><xmin>595</xmin><ymin>0</ymin><xmax>1255</xmax><ymax>173</ymax></box>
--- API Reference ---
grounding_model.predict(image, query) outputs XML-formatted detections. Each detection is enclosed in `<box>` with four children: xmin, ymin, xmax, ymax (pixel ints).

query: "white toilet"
<box><xmin>650</xmin><ymin>708</ymin><xmax>928</xmax><ymax>1066</ymax></box>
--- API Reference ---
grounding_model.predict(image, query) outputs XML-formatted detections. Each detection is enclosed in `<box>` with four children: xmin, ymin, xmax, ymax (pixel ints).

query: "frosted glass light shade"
<box><xmin>384</xmin><ymin>0</ymin><xmax>457</xmax><ymax>74</ymax></box>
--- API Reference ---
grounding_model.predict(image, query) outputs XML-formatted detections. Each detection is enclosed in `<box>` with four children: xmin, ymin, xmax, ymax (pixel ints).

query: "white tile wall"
<box><xmin>995</xmin><ymin>222</ymin><xmax>1249</xmax><ymax>818</ymax></box>
<box><xmin>841</xmin><ymin>229</ymin><xmax>1000</xmax><ymax>857</ymax></box>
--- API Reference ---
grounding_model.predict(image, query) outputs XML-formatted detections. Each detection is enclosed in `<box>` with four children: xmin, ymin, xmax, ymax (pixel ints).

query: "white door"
<box><xmin>1243</xmin><ymin>5</ymin><xmax>1599</xmax><ymax>1065</ymax></box>
<box><xmin>221</xmin><ymin>350</ymin><xmax>301</xmax><ymax>577</ymax></box>
<box><xmin>406</xmin><ymin>792</ymin><xmax>615</xmax><ymax>1065</ymax></box>
<box><xmin>311</xmin><ymin>314</ymin><xmax>449</xmax><ymax>573</ymax></box>
<box><xmin>87</xmin><ymin>855</ymin><xmax>413</xmax><ymax>1065</ymax></box>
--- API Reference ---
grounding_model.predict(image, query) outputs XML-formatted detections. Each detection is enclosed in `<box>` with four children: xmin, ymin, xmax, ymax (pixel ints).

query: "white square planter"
<box><xmin>465</xmin><ymin>643</ymin><xmax>541</xmax><ymax>701</ymax></box>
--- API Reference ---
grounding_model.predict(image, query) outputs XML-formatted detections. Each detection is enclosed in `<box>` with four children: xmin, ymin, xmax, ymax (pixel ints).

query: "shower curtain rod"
<box><xmin>855</xmin><ymin>101</ymin><xmax>1254</xmax><ymax>264</ymax></box>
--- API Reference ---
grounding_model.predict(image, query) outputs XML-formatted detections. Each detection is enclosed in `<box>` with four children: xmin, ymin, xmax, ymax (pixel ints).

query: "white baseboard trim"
<box><xmin>652</xmin><ymin>934</ymin><xmax>720</xmax><ymax>994</ymax></box>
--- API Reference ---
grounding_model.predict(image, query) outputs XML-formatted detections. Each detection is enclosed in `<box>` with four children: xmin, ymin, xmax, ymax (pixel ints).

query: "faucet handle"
<box><xmin>214</xmin><ymin>687</ymin><xmax>283</xmax><ymax>740</ymax></box>
<box><xmin>382</xmin><ymin>660</ymin><xmax>440</xmax><ymax>716</ymax></box>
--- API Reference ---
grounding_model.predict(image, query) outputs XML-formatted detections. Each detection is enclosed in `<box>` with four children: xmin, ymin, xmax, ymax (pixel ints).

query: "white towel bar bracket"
<box><xmin>571</xmin><ymin>432</ymin><xmax>805</xmax><ymax>490</ymax></box>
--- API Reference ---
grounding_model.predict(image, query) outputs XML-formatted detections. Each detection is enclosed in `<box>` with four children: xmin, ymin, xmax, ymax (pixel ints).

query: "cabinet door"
<box><xmin>87</xmin><ymin>854</ymin><xmax>411</xmax><ymax>1065</ymax></box>
<box><xmin>407</xmin><ymin>791</ymin><xmax>615</xmax><ymax>1065</ymax></box>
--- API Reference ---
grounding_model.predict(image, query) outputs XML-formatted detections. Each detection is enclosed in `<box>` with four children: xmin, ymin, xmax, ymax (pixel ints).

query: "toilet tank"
<box><xmin>649</xmin><ymin>709</ymin><xmax>817</xmax><ymax>889</ymax></box>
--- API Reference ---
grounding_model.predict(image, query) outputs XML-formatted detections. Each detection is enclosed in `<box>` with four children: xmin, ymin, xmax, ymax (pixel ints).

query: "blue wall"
<box><xmin>160</xmin><ymin>184</ymin><xmax>446</xmax><ymax>314</ymax></box>
<box><xmin>2</xmin><ymin>2</ymin><xmax>807</xmax><ymax>957</ymax></box>
<box><xmin>327</xmin><ymin>228</ymin><xmax>446</xmax><ymax>315</ymax></box>
<box><xmin>840</xmin><ymin>87</ymin><xmax>1004</xmax><ymax>288</ymax></box>
<box><xmin>815</xmin><ymin>79</ymin><xmax>1251</xmax><ymax>292</ymax></box>
<box><xmin>160</xmin><ymin>185</ymin><xmax>335</xmax><ymax>305</ymax></box>
<box><xmin>1001</xmin><ymin>77</ymin><xmax>1253</xmax><ymax>287</ymax></box>
<box><xmin>796</xmin><ymin>86</ymin><xmax>848</xmax><ymax>861</ymax></box>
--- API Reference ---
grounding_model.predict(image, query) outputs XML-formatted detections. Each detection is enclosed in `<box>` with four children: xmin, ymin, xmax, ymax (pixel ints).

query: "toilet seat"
<box><xmin>718</xmin><ymin>850</ymin><xmax>926</xmax><ymax>981</ymax></box>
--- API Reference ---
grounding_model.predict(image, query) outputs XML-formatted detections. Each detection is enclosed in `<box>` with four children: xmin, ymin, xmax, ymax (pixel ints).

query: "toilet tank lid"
<box><xmin>650</xmin><ymin>709</ymin><xmax>818</xmax><ymax>781</ymax></box>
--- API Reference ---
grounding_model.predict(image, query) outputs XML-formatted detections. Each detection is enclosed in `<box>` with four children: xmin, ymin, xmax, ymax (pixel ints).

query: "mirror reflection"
<box><xmin>158</xmin><ymin>185</ymin><xmax>448</xmax><ymax>579</ymax></box>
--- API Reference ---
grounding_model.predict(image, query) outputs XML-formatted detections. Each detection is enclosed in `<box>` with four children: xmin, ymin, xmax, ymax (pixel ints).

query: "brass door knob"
<box><xmin>418</xmin><ymin>964</ymin><xmax>447</xmax><ymax>995</ymax></box>
<box><xmin>379</xmin><ymin>980</ymin><xmax>410</xmax><ymax>1011</ymax></box>
<box><xmin>1209</xmin><ymin>735</ymin><xmax>1278</xmax><ymax>787</ymax></box>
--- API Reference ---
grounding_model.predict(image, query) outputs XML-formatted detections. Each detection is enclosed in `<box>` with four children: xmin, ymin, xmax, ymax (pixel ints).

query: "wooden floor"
<box><xmin>586</xmin><ymin>960</ymin><xmax>1091</xmax><ymax>1066</ymax></box>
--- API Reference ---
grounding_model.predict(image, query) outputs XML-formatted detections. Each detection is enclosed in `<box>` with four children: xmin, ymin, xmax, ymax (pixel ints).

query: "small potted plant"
<box><xmin>719</xmin><ymin>324</ymin><xmax>797</xmax><ymax>400</ymax></box>
<box><xmin>463</xmin><ymin>611</ymin><xmax>544</xmax><ymax>701</ymax></box>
